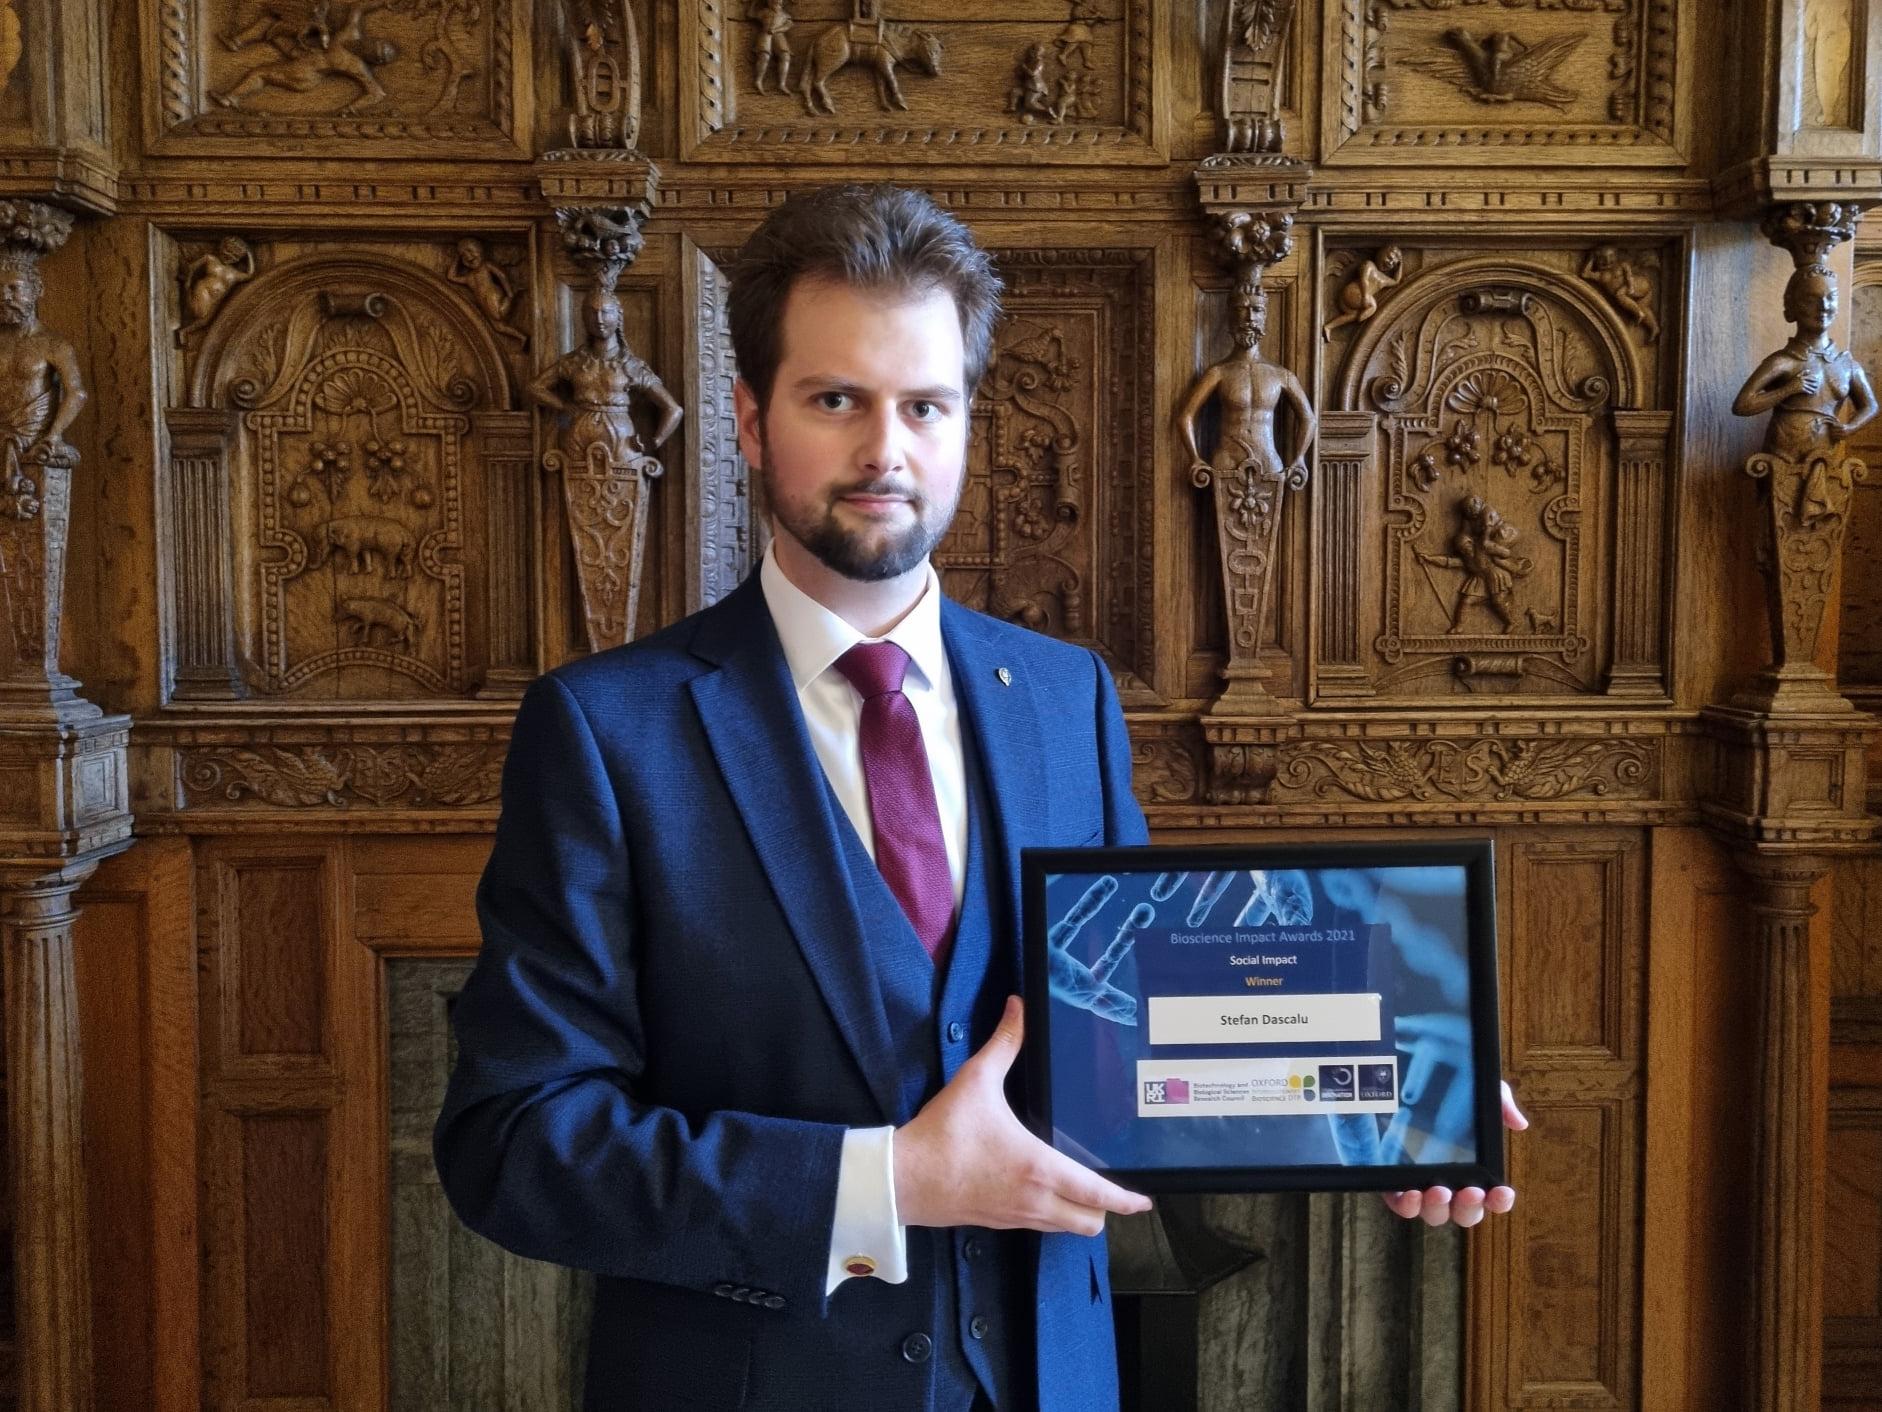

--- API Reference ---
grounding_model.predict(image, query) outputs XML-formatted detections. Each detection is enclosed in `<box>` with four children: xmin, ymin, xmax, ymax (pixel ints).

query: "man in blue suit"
<box><xmin>435</xmin><ymin>184</ymin><xmax>1155</xmax><ymax>1411</ymax></box>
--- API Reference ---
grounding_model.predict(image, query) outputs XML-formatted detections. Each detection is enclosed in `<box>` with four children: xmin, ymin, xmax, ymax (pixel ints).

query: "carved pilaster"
<box><xmin>1607</xmin><ymin>409</ymin><xmax>1674</xmax><ymax>698</ymax></box>
<box><xmin>474</xmin><ymin>411</ymin><xmax>536</xmax><ymax>696</ymax></box>
<box><xmin>162</xmin><ymin>407</ymin><xmax>244</xmax><ymax>700</ymax></box>
<box><xmin>682</xmin><ymin>244</ymin><xmax>756</xmax><ymax>614</ymax></box>
<box><xmin>0</xmin><ymin>866</ymin><xmax>97</xmax><ymax>1412</ymax></box>
<box><xmin>1737</xmin><ymin>852</ymin><xmax>1831</xmax><ymax>1412</ymax></box>
<box><xmin>1313</xmin><ymin>411</ymin><xmax>1376</xmax><ymax>701</ymax></box>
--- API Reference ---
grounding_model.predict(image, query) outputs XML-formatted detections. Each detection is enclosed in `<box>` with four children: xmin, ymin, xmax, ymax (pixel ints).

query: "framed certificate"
<box><xmin>1020</xmin><ymin>840</ymin><xmax>1504</xmax><ymax>1193</ymax></box>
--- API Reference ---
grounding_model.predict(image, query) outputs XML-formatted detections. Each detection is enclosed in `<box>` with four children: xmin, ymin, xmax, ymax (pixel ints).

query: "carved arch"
<box><xmin>1335</xmin><ymin>256</ymin><xmax>1644</xmax><ymax>414</ymax></box>
<box><xmin>187</xmin><ymin>252</ymin><xmax>517</xmax><ymax>412</ymax></box>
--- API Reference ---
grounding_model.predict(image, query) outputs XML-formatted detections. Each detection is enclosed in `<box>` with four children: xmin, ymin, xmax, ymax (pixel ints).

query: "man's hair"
<box><xmin>729</xmin><ymin>183</ymin><xmax>1003</xmax><ymax>412</ymax></box>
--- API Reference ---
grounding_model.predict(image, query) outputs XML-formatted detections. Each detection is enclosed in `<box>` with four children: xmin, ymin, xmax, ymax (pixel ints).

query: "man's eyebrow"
<box><xmin>788</xmin><ymin>375</ymin><xmax>963</xmax><ymax>401</ymax></box>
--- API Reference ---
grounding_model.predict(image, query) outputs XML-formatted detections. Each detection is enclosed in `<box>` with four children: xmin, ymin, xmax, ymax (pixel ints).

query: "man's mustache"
<box><xmin>831</xmin><ymin>477</ymin><xmax>921</xmax><ymax>501</ymax></box>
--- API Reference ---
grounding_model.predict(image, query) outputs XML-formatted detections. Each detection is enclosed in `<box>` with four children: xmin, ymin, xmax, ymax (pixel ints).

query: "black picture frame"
<box><xmin>1020</xmin><ymin>838</ymin><xmax>1505</xmax><ymax>1195</ymax></box>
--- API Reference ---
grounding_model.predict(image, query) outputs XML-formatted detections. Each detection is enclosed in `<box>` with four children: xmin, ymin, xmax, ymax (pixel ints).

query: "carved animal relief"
<box><xmin>159</xmin><ymin>0</ymin><xmax>518</xmax><ymax>147</ymax></box>
<box><xmin>699</xmin><ymin>0</ymin><xmax>1143</xmax><ymax>157</ymax></box>
<box><xmin>1333</xmin><ymin>0</ymin><xmax>1678</xmax><ymax>161</ymax></box>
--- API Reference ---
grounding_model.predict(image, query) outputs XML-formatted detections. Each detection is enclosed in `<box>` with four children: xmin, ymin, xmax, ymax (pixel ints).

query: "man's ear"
<box><xmin>733</xmin><ymin>377</ymin><xmax>764</xmax><ymax>469</ymax></box>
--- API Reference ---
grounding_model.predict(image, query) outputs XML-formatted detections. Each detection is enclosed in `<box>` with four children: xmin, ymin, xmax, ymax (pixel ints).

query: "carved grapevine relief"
<box><xmin>1272</xmin><ymin>736</ymin><xmax>1657</xmax><ymax>803</ymax></box>
<box><xmin>180</xmin><ymin>742</ymin><xmax>505</xmax><ymax>806</ymax></box>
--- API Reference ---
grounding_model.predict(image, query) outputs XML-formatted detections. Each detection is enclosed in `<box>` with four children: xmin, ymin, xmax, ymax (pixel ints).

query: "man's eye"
<box><xmin>909</xmin><ymin>401</ymin><xmax>942</xmax><ymax>421</ymax></box>
<box><xmin>817</xmin><ymin>392</ymin><xmax>852</xmax><ymax>411</ymax></box>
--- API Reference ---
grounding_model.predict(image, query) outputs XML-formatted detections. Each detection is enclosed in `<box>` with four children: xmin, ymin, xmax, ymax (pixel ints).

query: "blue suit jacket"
<box><xmin>434</xmin><ymin>572</ymin><xmax>1149</xmax><ymax>1410</ymax></box>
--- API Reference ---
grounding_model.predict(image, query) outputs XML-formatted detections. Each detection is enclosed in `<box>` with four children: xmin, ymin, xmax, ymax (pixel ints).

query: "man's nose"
<box><xmin>856</xmin><ymin>401</ymin><xmax>906</xmax><ymax>474</ymax></box>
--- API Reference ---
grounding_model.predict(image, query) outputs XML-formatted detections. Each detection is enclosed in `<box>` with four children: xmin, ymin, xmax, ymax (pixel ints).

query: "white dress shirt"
<box><xmin>757</xmin><ymin>545</ymin><xmax>967</xmax><ymax>1295</ymax></box>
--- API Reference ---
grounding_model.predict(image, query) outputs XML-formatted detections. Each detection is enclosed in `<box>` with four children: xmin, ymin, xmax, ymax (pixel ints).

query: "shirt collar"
<box><xmin>759</xmin><ymin>540</ymin><xmax>949</xmax><ymax>697</ymax></box>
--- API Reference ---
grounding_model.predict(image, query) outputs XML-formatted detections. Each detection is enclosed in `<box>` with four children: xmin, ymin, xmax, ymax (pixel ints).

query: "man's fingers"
<box><xmin>966</xmin><ymin>996</ymin><xmax>1026</xmax><ymax>1082</ymax></box>
<box><xmin>1485</xmin><ymin>1185</ymin><xmax>1516</xmax><ymax>1214</ymax></box>
<box><xmin>1382</xmin><ymin>1189</ymin><xmax>1423</xmax><ymax>1220</ymax></box>
<box><xmin>1450</xmin><ymin>1187</ymin><xmax>1487</xmax><ymax>1229</ymax></box>
<box><xmin>1500</xmin><ymin>1079</ymin><xmax>1530</xmax><ymax>1131</ymax></box>
<box><xmin>1033</xmin><ymin>1192</ymin><xmax>1112</xmax><ymax>1239</ymax></box>
<box><xmin>1419</xmin><ymin>1186</ymin><xmax>1453</xmax><ymax>1227</ymax></box>
<box><xmin>1036</xmin><ymin>1146</ymin><xmax>1151</xmax><ymax>1216</ymax></box>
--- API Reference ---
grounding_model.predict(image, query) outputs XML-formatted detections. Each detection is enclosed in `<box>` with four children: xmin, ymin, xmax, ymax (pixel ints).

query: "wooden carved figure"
<box><xmin>530</xmin><ymin>268</ymin><xmax>683</xmax><ymax>650</ymax></box>
<box><xmin>0</xmin><ymin>201</ymin><xmax>88</xmax><ymax>709</ymax></box>
<box><xmin>1175</xmin><ymin>278</ymin><xmax>1315</xmax><ymax>705</ymax></box>
<box><xmin>1733</xmin><ymin>258</ymin><xmax>1877</xmax><ymax>695</ymax></box>
<box><xmin>179</xmin><ymin>236</ymin><xmax>255</xmax><ymax>342</ymax></box>
<box><xmin>1581</xmin><ymin>246</ymin><xmax>1660</xmax><ymax>344</ymax></box>
<box><xmin>1416</xmin><ymin>494</ymin><xmax>1533</xmax><ymax>633</ymax></box>
<box><xmin>748</xmin><ymin>0</ymin><xmax>793</xmax><ymax>94</ymax></box>
<box><xmin>211</xmin><ymin>0</ymin><xmax>397</xmax><ymax>114</ymax></box>
<box><xmin>1323</xmin><ymin>244</ymin><xmax>1401</xmax><ymax>341</ymax></box>
<box><xmin>799</xmin><ymin>13</ymin><xmax>943</xmax><ymax>115</ymax></box>
<box><xmin>448</xmin><ymin>238</ymin><xmax>527</xmax><ymax>346</ymax></box>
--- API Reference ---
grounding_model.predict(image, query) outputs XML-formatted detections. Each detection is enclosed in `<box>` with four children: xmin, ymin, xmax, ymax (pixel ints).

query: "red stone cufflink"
<box><xmin>843</xmin><ymin>1255</ymin><xmax>877</xmax><ymax>1278</ymax></box>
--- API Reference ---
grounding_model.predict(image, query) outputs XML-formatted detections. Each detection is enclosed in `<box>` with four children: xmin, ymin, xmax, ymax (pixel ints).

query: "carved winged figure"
<box><xmin>1400</xmin><ymin>28</ymin><xmax>1582</xmax><ymax>109</ymax></box>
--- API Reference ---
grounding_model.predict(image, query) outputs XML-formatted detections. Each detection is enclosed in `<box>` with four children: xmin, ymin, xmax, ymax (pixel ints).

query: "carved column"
<box><xmin>1737</xmin><ymin>852</ymin><xmax>1830</xmax><ymax>1412</ymax></box>
<box><xmin>474</xmin><ymin>411</ymin><xmax>537</xmax><ymax>695</ymax></box>
<box><xmin>162</xmin><ymin>408</ymin><xmax>245</xmax><ymax>700</ymax></box>
<box><xmin>1313</xmin><ymin>411</ymin><xmax>1376</xmax><ymax>701</ymax></box>
<box><xmin>1606</xmin><ymin>410</ymin><xmax>1674</xmax><ymax>698</ymax></box>
<box><xmin>1</xmin><ymin>866</ymin><xmax>98</xmax><ymax>1412</ymax></box>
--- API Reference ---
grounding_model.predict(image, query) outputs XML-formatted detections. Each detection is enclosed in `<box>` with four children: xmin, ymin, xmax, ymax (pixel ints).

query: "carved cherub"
<box><xmin>528</xmin><ymin>287</ymin><xmax>683</xmax><ymax>478</ymax></box>
<box><xmin>179</xmin><ymin>236</ymin><xmax>255</xmax><ymax>340</ymax></box>
<box><xmin>1322</xmin><ymin>244</ymin><xmax>1402</xmax><ymax>341</ymax></box>
<box><xmin>1057</xmin><ymin>0</ymin><xmax>1099</xmax><ymax>70</ymax></box>
<box><xmin>211</xmin><ymin>0</ymin><xmax>396</xmax><ymax>114</ymax></box>
<box><xmin>448</xmin><ymin>238</ymin><xmax>527</xmax><ymax>346</ymax></box>
<box><xmin>1415</xmin><ymin>494</ymin><xmax>1532</xmax><ymax>633</ymax></box>
<box><xmin>1175</xmin><ymin>282</ymin><xmax>1315</xmax><ymax>497</ymax></box>
<box><xmin>748</xmin><ymin>0</ymin><xmax>793</xmax><ymax>95</ymax></box>
<box><xmin>1006</xmin><ymin>43</ymin><xmax>1054</xmax><ymax>124</ymax></box>
<box><xmin>1581</xmin><ymin>245</ymin><xmax>1660</xmax><ymax>344</ymax></box>
<box><xmin>0</xmin><ymin>253</ymin><xmax>84</xmax><ymax>471</ymax></box>
<box><xmin>1733</xmin><ymin>262</ymin><xmax>1877</xmax><ymax>465</ymax></box>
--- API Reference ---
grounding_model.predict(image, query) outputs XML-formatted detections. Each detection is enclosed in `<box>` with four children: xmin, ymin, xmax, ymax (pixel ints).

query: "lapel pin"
<box><xmin>996</xmin><ymin>667</ymin><xmax>1012</xmax><ymax>686</ymax></box>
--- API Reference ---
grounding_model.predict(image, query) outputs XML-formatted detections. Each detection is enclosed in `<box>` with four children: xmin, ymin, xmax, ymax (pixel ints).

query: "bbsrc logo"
<box><xmin>1144</xmin><ymin>1077</ymin><xmax>1191</xmax><ymax>1105</ymax></box>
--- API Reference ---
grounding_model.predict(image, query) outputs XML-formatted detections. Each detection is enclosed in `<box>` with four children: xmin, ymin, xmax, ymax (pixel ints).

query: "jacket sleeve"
<box><xmin>432</xmin><ymin>672</ymin><xmax>847</xmax><ymax>1314</ymax></box>
<box><xmin>1092</xmin><ymin>648</ymin><xmax>1149</xmax><ymax>847</ymax></box>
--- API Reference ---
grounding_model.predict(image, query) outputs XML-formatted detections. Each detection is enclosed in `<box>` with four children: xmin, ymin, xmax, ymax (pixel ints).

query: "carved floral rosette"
<box><xmin>1744</xmin><ymin>446</ymin><xmax>1870</xmax><ymax>677</ymax></box>
<box><xmin>0</xmin><ymin>449</ymin><xmax>74</xmax><ymax>688</ymax></box>
<box><xmin>546</xmin><ymin>439</ymin><xmax>663</xmax><ymax>652</ymax></box>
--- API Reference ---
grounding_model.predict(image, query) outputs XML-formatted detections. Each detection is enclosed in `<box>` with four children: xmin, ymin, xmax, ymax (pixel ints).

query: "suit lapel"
<box><xmin>687</xmin><ymin>577</ymin><xmax>901</xmax><ymax>1124</ymax></box>
<box><xmin>942</xmin><ymin>601</ymin><xmax>1047</xmax><ymax>984</ymax></box>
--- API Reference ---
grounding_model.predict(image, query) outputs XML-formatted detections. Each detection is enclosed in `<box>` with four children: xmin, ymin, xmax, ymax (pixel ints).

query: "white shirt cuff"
<box><xmin>825</xmin><ymin>1125</ymin><xmax>908</xmax><ymax>1294</ymax></box>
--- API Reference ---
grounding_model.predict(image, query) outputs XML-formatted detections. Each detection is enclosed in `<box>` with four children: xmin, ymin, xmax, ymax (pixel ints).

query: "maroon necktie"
<box><xmin>834</xmin><ymin>642</ymin><xmax>955</xmax><ymax>967</ymax></box>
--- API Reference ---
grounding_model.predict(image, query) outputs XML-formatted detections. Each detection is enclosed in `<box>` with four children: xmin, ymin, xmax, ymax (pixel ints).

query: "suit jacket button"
<box><xmin>963</xmin><ymin>1236</ymin><xmax>983</xmax><ymax>1262</ymax></box>
<box><xmin>764</xmin><ymin>1294</ymin><xmax>785</xmax><ymax>1310</ymax></box>
<box><xmin>901</xmin><ymin>1332</ymin><xmax>933</xmax><ymax>1364</ymax></box>
<box><xmin>713</xmin><ymin>1284</ymin><xmax>733</xmax><ymax>1298</ymax></box>
<box><xmin>947</xmin><ymin>1021</ymin><xmax>966</xmax><ymax>1043</ymax></box>
<box><xmin>970</xmin><ymin>1315</ymin><xmax>990</xmax><ymax>1340</ymax></box>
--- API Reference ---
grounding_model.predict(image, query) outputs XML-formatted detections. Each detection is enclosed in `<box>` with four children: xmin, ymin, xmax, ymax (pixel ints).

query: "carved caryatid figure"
<box><xmin>1732</xmin><ymin>258</ymin><xmax>1877</xmax><ymax>695</ymax></box>
<box><xmin>0</xmin><ymin>202</ymin><xmax>89</xmax><ymax>710</ymax></box>
<box><xmin>530</xmin><ymin>279</ymin><xmax>683</xmax><ymax>650</ymax></box>
<box><xmin>1175</xmin><ymin>279</ymin><xmax>1315</xmax><ymax>704</ymax></box>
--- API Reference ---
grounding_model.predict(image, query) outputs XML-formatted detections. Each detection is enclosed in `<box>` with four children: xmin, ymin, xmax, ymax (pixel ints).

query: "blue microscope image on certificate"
<box><xmin>1042</xmin><ymin>864</ymin><xmax>1479</xmax><ymax>1173</ymax></box>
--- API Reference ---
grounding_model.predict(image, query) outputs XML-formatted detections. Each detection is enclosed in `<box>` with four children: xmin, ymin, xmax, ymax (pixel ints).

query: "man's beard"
<box><xmin>758</xmin><ymin>446</ymin><xmax>958</xmax><ymax>583</ymax></box>
<box><xmin>0</xmin><ymin>305</ymin><xmax>30</xmax><ymax>329</ymax></box>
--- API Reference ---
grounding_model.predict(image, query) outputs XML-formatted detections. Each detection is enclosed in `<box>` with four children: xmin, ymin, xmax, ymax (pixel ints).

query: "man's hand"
<box><xmin>1381</xmin><ymin>1080</ymin><xmax>1528</xmax><ymax>1228</ymax></box>
<box><xmin>894</xmin><ymin>996</ymin><xmax>1152</xmax><ymax>1235</ymax></box>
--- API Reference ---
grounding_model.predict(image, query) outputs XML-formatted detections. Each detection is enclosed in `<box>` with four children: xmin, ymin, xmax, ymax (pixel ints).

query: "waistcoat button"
<box><xmin>901</xmin><ymin>1332</ymin><xmax>933</xmax><ymax>1363</ymax></box>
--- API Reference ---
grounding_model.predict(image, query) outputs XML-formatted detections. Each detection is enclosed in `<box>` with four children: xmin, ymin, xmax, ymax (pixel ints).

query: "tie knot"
<box><xmin>835</xmin><ymin>641</ymin><xmax>911</xmax><ymax>699</ymax></box>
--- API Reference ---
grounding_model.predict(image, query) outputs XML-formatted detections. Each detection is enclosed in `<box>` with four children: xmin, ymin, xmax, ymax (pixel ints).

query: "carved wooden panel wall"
<box><xmin>0</xmin><ymin>0</ymin><xmax>1872</xmax><ymax>1409</ymax></box>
